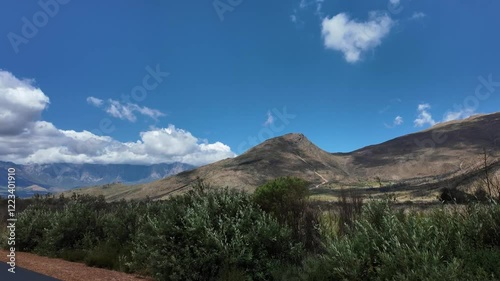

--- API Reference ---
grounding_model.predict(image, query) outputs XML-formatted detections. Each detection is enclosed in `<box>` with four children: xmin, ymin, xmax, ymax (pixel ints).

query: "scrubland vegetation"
<box><xmin>1</xmin><ymin>177</ymin><xmax>500</xmax><ymax>280</ymax></box>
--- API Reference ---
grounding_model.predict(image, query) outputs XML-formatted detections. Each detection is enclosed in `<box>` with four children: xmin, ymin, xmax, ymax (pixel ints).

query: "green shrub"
<box><xmin>129</xmin><ymin>186</ymin><xmax>303</xmax><ymax>281</ymax></box>
<box><xmin>84</xmin><ymin>242</ymin><xmax>119</xmax><ymax>269</ymax></box>
<box><xmin>439</xmin><ymin>187</ymin><xmax>472</xmax><ymax>204</ymax></box>
<box><xmin>16</xmin><ymin>207</ymin><xmax>56</xmax><ymax>252</ymax></box>
<box><xmin>36</xmin><ymin>204</ymin><xmax>104</xmax><ymax>254</ymax></box>
<box><xmin>461</xmin><ymin>203</ymin><xmax>500</xmax><ymax>248</ymax></box>
<box><xmin>462</xmin><ymin>248</ymin><xmax>500</xmax><ymax>278</ymax></box>
<box><xmin>336</xmin><ymin>189</ymin><xmax>364</xmax><ymax>235</ymax></box>
<box><xmin>253</xmin><ymin>177</ymin><xmax>321</xmax><ymax>252</ymax></box>
<box><xmin>253</xmin><ymin>177</ymin><xmax>310</xmax><ymax>219</ymax></box>
<box><xmin>0</xmin><ymin>226</ymin><xmax>7</xmax><ymax>250</ymax></box>
<box><xmin>291</xmin><ymin>200</ymin><xmax>500</xmax><ymax>281</ymax></box>
<box><xmin>58</xmin><ymin>249</ymin><xmax>87</xmax><ymax>262</ymax></box>
<box><xmin>10</xmin><ymin>186</ymin><xmax>500</xmax><ymax>281</ymax></box>
<box><xmin>216</xmin><ymin>266</ymin><xmax>250</xmax><ymax>281</ymax></box>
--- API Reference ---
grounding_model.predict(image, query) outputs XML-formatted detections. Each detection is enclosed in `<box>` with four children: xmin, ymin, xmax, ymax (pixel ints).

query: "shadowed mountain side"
<box><xmin>340</xmin><ymin>113</ymin><xmax>500</xmax><ymax>180</ymax></box>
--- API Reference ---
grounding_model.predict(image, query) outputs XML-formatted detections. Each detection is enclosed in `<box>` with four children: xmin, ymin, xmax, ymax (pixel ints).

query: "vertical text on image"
<box><xmin>6</xmin><ymin>167</ymin><xmax>17</xmax><ymax>273</ymax></box>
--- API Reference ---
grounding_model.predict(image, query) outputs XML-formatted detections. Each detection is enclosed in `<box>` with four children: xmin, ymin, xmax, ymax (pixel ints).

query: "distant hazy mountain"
<box><xmin>71</xmin><ymin>112</ymin><xmax>500</xmax><ymax>201</ymax></box>
<box><xmin>0</xmin><ymin>162</ymin><xmax>194</xmax><ymax>197</ymax></box>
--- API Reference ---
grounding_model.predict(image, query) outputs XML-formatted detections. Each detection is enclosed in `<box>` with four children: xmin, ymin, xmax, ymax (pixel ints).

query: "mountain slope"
<box><xmin>341</xmin><ymin>113</ymin><xmax>500</xmax><ymax>180</ymax></box>
<box><xmin>74</xmin><ymin>133</ymin><xmax>350</xmax><ymax>200</ymax></box>
<box><xmin>68</xmin><ymin>112</ymin><xmax>500</xmax><ymax>201</ymax></box>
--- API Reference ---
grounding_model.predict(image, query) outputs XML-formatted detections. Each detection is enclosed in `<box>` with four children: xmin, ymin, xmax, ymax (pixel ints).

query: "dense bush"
<box><xmin>253</xmin><ymin>177</ymin><xmax>321</xmax><ymax>251</ymax></box>
<box><xmin>15</xmin><ymin>208</ymin><xmax>55</xmax><ymax>252</ymax></box>
<box><xmin>439</xmin><ymin>187</ymin><xmax>473</xmax><ymax>204</ymax></box>
<box><xmin>34</xmin><ymin>195</ymin><xmax>108</xmax><ymax>255</ymax></box>
<box><xmin>284</xmin><ymin>201</ymin><xmax>500</xmax><ymax>280</ymax></box>
<box><xmin>12</xmin><ymin>194</ymin><xmax>139</xmax><ymax>270</ymax></box>
<box><xmin>336</xmin><ymin>188</ymin><xmax>364</xmax><ymax>235</ymax></box>
<box><xmin>129</xmin><ymin>185</ymin><xmax>303</xmax><ymax>281</ymax></box>
<box><xmin>3</xmin><ymin>178</ymin><xmax>500</xmax><ymax>281</ymax></box>
<box><xmin>253</xmin><ymin>177</ymin><xmax>310</xmax><ymax>217</ymax></box>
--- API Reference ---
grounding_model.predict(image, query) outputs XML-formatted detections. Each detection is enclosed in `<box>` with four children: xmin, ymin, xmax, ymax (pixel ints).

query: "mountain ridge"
<box><xmin>61</xmin><ymin>112</ymin><xmax>500</xmax><ymax>200</ymax></box>
<box><xmin>0</xmin><ymin>161</ymin><xmax>194</xmax><ymax>197</ymax></box>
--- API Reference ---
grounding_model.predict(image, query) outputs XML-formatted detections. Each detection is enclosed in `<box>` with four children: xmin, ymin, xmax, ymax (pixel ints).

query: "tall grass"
<box><xmin>285</xmin><ymin>200</ymin><xmax>500</xmax><ymax>281</ymax></box>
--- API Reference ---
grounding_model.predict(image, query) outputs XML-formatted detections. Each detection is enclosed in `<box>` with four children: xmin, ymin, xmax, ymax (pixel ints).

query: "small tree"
<box><xmin>253</xmin><ymin>177</ymin><xmax>321</xmax><ymax>252</ymax></box>
<box><xmin>476</xmin><ymin>148</ymin><xmax>500</xmax><ymax>201</ymax></box>
<box><xmin>337</xmin><ymin>188</ymin><xmax>364</xmax><ymax>235</ymax></box>
<box><xmin>253</xmin><ymin>177</ymin><xmax>310</xmax><ymax>225</ymax></box>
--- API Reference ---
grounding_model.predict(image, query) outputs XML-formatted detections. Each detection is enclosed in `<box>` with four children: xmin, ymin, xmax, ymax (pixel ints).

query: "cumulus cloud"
<box><xmin>263</xmin><ymin>111</ymin><xmax>274</xmax><ymax>126</ymax></box>
<box><xmin>384</xmin><ymin>115</ymin><xmax>404</xmax><ymax>128</ymax></box>
<box><xmin>0</xmin><ymin>70</ymin><xmax>236</xmax><ymax>166</ymax></box>
<box><xmin>0</xmin><ymin>124</ymin><xmax>235</xmax><ymax>166</ymax></box>
<box><xmin>291</xmin><ymin>0</ymin><xmax>324</xmax><ymax>24</ymax></box>
<box><xmin>410</xmin><ymin>12</ymin><xmax>426</xmax><ymax>20</ymax></box>
<box><xmin>321</xmin><ymin>12</ymin><xmax>394</xmax><ymax>63</ymax></box>
<box><xmin>411</xmin><ymin>103</ymin><xmax>478</xmax><ymax>128</ymax></box>
<box><xmin>315</xmin><ymin>0</ymin><xmax>324</xmax><ymax>15</ymax></box>
<box><xmin>414</xmin><ymin>103</ymin><xmax>436</xmax><ymax>127</ymax></box>
<box><xmin>298</xmin><ymin>0</ymin><xmax>323</xmax><ymax>11</ymax></box>
<box><xmin>389</xmin><ymin>0</ymin><xmax>400</xmax><ymax>5</ymax></box>
<box><xmin>0</xmin><ymin>70</ymin><xmax>50</xmax><ymax>136</ymax></box>
<box><xmin>86</xmin><ymin>96</ymin><xmax>103</xmax><ymax>107</ymax></box>
<box><xmin>394</xmin><ymin>116</ymin><xmax>404</xmax><ymax>125</ymax></box>
<box><xmin>443</xmin><ymin>107</ymin><xmax>476</xmax><ymax>122</ymax></box>
<box><xmin>88</xmin><ymin>97</ymin><xmax>165</xmax><ymax>122</ymax></box>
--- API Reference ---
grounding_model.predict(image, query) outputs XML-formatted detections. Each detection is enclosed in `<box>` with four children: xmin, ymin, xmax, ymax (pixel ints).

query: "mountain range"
<box><xmin>71</xmin><ymin>112</ymin><xmax>500</xmax><ymax>201</ymax></box>
<box><xmin>0</xmin><ymin>162</ymin><xmax>194</xmax><ymax>197</ymax></box>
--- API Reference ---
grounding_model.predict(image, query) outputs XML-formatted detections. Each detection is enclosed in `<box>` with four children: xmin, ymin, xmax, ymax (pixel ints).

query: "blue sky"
<box><xmin>0</xmin><ymin>0</ymin><xmax>499</xmax><ymax>166</ymax></box>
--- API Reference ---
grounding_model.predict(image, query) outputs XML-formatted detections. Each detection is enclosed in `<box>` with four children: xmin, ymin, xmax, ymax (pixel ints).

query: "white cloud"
<box><xmin>0</xmin><ymin>70</ymin><xmax>236</xmax><ymax>166</ymax></box>
<box><xmin>410</xmin><ymin>12</ymin><xmax>426</xmax><ymax>20</ymax></box>
<box><xmin>292</xmin><ymin>0</ymin><xmax>324</xmax><ymax>23</ymax></box>
<box><xmin>389</xmin><ymin>0</ymin><xmax>400</xmax><ymax>5</ymax></box>
<box><xmin>106</xmin><ymin>100</ymin><xmax>135</xmax><ymax>121</ymax></box>
<box><xmin>315</xmin><ymin>0</ymin><xmax>324</xmax><ymax>15</ymax></box>
<box><xmin>263</xmin><ymin>111</ymin><xmax>274</xmax><ymax>126</ymax></box>
<box><xmin>0</xmin><ymin>124</ymin><xmax>235</xmax><ymax>166</ymax></box>
<box><xmin>418</xmin><ymin>103</ymin><xmax>430</xmax><ymax>111</ymax></box>
<box><xmin>414</xmin><ymin>103</ymin><xmax>436</xmax><ymax>127</ymax></box>
<box><xmin>443</xmin><ymin>107</ymin><xmax>475</xmax><ymax>122</ymax></box>
<box><xmin>394</xmin><ymin>116</ymin><xmax>404</xmax><ymax>125</ymax></box>
<box><xmin>321</xmin><ymin>12</ymin><xmax>394</xmax><ymax>63</ymax></box>
<box><xmin>384</xmin><ymin>115</ymin><xmax>404</xmax><ymax>128</ymax></box>
<box><xmin>299</xmin><ymin>0</ymin><xmax>307</xmax><ymax>9</ymax></box>
<box><xmin>86</xmin><ymin>96</ymin><xmax>103</xmax><ymax>107</ymax></box>
<box><xmin>0</xmin><ymin>70</ymin><xmax>50</xmax><ymax>136</ymax></box>
<box><xmin>411</xmin><ymin>103</ymin><xmax>478</xmax><ymax>128</ymax></box>
<box><xmin>89</xmin><ymin>98</ymin><xmax>165</xmax><ymax>122</ymax></box>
